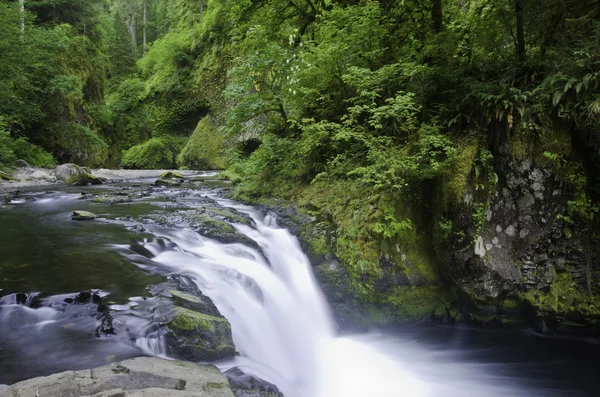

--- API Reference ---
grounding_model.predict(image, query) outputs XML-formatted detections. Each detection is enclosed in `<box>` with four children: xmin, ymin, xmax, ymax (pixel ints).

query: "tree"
<box><xmin>128</xmin><ymin>0</ymin><xmax>137</xmax><ymax>55</ymax></box>
<box><xmin>515</xmin><ymin>0</ymin><xmax>525</xmax><ymax>60</ymax></box>
<box><xmin>143</xmin><ymin>0</ymin><xmax>147</xmax><ymax>55</ymax></box>
<box><xmin>432</xmin><ymin>0</ymin><xmax>443</xmax><ymax>33</ymax></box>
<box><xmin>19</xmin><ymin>0</ymin><xmax>24</xmax><ymax>36</ymax></box>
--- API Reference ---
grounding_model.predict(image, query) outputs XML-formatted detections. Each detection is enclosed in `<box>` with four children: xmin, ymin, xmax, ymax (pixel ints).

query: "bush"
<box><xmin>11</xmin><ymin>138</ymin><xmax>56</xmax><ymax>168</ymax></box>
<box><xmin>121</xmin><ymin>137</ymin><xmax>187</xmax><ymax>169</ymax></box>
<box><xmin>0</xmin><ymin>128</ymin><xmax>16</xmax><ymax>168</ymax></box>
<box><xmin>177</xmin><ymin>116</ymin><xmax>227</xmax><ymax>170</ymax></box>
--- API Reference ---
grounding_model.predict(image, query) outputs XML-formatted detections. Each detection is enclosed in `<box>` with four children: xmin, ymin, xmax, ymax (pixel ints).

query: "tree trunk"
<box><xmin>143</xmin><ymin>0</ymin><xmax>147</xmax><ymax>56</ymax></box>
<box><xmin>515</xmin><ymin>0</ymin><xmax>526</xmax><ymax>60</ymax></box>
<box><xmin>432</xmin><ymin>0</ymin><xmax>443</xmax><ymax>33</ymax></box>
<box><xmin>200</xmin><ymin>0</ymin><xmax>204</xmax><ymax>21</ymax></box>
<box><xmin>19</xmin><ymin>0</ymin><xmax>24</xmax><ymax>37</ymax></box>
<box><xmin>129</xmin><ymin>0</ymin><xmax>137</xmax><ymax>56</ymax></box>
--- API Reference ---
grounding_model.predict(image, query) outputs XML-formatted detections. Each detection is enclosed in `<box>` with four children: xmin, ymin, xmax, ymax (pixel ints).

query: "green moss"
<box><xmin>121</xmin><ymin>137</ymin><xmax>187</xmax><ymax>169</ymax></box>
<box><xmin>170</xmin><ymin>307</ymin><xmax>228</xmax><ymax>333</ymax></box>
<box><xmin>519</xmin><ymin>273</ymin><xmax>600</xmax><ymax>319</ymax></box>
<box><xmin>385</xmin><ymin>286</ymin><xmax>448</xmax><ymax>319</ymax></box>
<box><xmin>72</xmin><ymin>210</ymin><xmax>97</xmax><ymax>220</ymax></box>
<box><xmin>177</xmin><ymin>115</ymin><xmax>227</xmax><ymax>170</ymax></box>
<box><xmin>446</xmin><ymin>136</ymin><xmax>479</xmax><ymax>204</ymax></box>
<box><xmin>193</xmin><ymin>215</ymin><xmax>236</xmax><ymax>234</ymax></box>
<box><xmin>0</xmin><ymin>170</ymin><xmax>14</xmax><ymax>181</ymax></box>
<box><xmin>161</xmin><ymin>171</ymin><xmax>184</xmax><ymax>179</ymax></box>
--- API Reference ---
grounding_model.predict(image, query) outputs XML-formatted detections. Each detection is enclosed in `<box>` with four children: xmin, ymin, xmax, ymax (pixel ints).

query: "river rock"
<box><xmin>72</xmin><ymin>210</ymin><xmax>97</xmax><ymax>221</ymax></box>
<box><xmin>0</xmin><ymin>357</ymin><xmax>235</xmax><ymax>397</ymax></box>
<box><xmin>55</xmin><ymin>163</ymin><xmax>103</xmax><ymax>186</ymax></box>
<box><xmin>155</xmin><ymin>179</ymin><xmax>181</xmax><ymax>187</ymax></box>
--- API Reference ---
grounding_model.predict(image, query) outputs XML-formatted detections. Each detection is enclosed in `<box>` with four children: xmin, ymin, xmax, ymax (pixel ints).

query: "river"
<box><xmin>0</xmin><ymin>174</ymin><xmax>598</xmax><ymax>396</ymax></box>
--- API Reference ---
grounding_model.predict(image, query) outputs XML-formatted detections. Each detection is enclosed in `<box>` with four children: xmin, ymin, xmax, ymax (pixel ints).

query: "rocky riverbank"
<box><xmin>0</xmin><ymin>357</ymin><xmax>234</xmax><ymax>397</ymax></box>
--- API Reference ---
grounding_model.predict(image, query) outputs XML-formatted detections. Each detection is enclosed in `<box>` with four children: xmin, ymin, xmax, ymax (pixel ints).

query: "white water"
<box><xmin>137</xmin><ymin>198</ymin><xmax>547</xmax><ymax>397</ymax></box>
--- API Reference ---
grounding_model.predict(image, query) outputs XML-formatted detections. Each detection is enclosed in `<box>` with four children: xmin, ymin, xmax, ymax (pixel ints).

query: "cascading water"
<box><xmin>133</xmin><ymin>197</ymin><xmax>546</xmax><ymax>397</ymax></box>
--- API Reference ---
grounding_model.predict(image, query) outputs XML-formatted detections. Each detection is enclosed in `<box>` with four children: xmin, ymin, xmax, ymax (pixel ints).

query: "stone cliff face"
<box><xmin>435</xmin><ymin>133</ymin><xmax>600</xmax><ymax>334</ymax></box>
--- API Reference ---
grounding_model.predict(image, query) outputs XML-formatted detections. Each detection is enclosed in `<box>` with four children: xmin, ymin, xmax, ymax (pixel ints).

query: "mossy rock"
<box><xmin>0</xmin><ymin>171</ymin><xmax>14</xmax><ymax>181</ymax></box>
<box><xmin>177</xmin><ymin>115</ymin><xmax>227</xmax><ymax>170</ymax></box>
<box><xmin>196</xmin><ymin>206</ymin><xmax>254</xmax><ymax>226</ymax></box>
<box><xmin>142</xmin><ymin>210</ymin><xmax>259</xmax><ymax>248</ymax></box>
<box><xmin>72</xmin><ymin>210</ymin><xmax>97</xmax><ymax>221</ymax></box>
<box><xmin>121</xmin><ymin>137</ymin><xmax>187</xmax><ymax>170</ymax></box>
<box><xmin>166</xmin><ymin>307</ymin><xmax>235</xmax><ymax>361</ymax></box>
<box><xmin>55</xmin><ymin>163</ymin><xmax>103</xmax><ymax>186</ymax></box>
<box><xmin>161</xmin><ymin>171</ymin><xmax>185</xmax><ymax>179</ymax></box>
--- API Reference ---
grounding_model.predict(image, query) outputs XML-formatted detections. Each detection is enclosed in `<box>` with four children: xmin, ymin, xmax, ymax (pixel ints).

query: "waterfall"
<box><xmin>141</xmin><ymin>198</ymin><xmax>432</xmax><ymax>397</ymax></box>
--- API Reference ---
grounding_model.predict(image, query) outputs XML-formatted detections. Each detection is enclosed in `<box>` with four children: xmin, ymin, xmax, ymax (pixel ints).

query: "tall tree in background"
<box><xmin>515</xmin><ymin>0</ymin><xmax>525</xmax><ymax>60</ymax></box>
<box><xmin>143</xmin><ymin>0</ymin><xmax>147</xmax><ymax>56</ymax></box>
<box><xmin>19</xmin><ymin>0</ymin><xmax>24</xmax><ymax>36</ymax></box>
<box><xmin>432</xmin><ymin>0</ymin><xmax>443</xmax><ymax>33</ymax></box>
<box><xmin>199</xmin><ymin>0</ymin><xmax>204</xmax><ymax>21</ymax></box>
<box><xmin>128</xmin><ymin>0</ymin><xmax>137</xmax><ymax>55</ymax></box>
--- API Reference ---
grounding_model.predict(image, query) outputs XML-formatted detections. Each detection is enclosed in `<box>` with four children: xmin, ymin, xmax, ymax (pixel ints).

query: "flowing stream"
<box><xmin>0</xmin><ymin>176</ymin><xmax>599</xmax><ymax>396</ymax></box>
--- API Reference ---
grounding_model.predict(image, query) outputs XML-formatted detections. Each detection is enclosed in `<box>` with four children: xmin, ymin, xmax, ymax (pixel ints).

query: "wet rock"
<box><xmin>155</xmin><ymin>179</ymin><xmax>181</xmax><ymax>187</ymax></box>
<box><xmin>0</xmin><ymin>357</ymin><xmax>234</xmax><ymax>397</ymax></box>
<box><xmin>164</xmin><ymin>306</ymin><xmax>236</xmax><ymax>361</ymax></box>
<box><xmin>224</xmin><ymin>368</ymin><xmax>283</xmax><ymax>397</ymax></box>
<box><xmin>142</xmin><ymin>210</ymin><xmax>258</xmax><ymax>248</ymax></box>
<box><xmin>72</xmin><ymin>210</ymin><xmax>97</xmax><ymax>221</ymax></box>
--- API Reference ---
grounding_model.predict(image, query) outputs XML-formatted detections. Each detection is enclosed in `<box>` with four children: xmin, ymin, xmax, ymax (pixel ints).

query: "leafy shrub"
<box><xmin>11</xmin><ymin>138</ymin><xmax>56</xmax><ymax>168</ymax></box>
<box><xmin>177</xmin><ymin>116</ymin><xmax>227</xmax><ymax>170</ymax></box>
<box><xmin>0</xmin><ymin>127</ymin><xmax>16</xmax><ymax>168</ymax></box>
<box><xmin>121</xmin><ymin>137</ymin><xmax>187</xmax><ymax>169</ymax></box>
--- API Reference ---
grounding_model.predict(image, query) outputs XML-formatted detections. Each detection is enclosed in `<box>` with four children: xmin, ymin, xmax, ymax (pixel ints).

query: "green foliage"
<box><xmin>0</xmin><ymin>125</ymin><xmax>16</xmax><ymax>168</ymax></box>
<box><xmin>10</xmin><ymin>139</ymin><xmax>56</xmax><ymax>168</ymax></box>
<box><xmin>121</xmin><ymin>137</ymin><xmax>186</xmax><ymax>169</ymax></box>
<box><xmin>177</xmin><ymin>116</ymin><xmax>227</xmax><ymax>170</ymax></box>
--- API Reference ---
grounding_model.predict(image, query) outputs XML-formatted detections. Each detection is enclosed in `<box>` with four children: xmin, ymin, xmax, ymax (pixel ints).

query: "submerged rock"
<box><xmin>155</xmin><ymin>179</ymin><xmax>181</xmax><ymax>187</ymax></box>
<box><xmin>72</xmin><ymin>210</ymin><xmax>97</xmax><ymax>221</ymax></box>
<box><xmin>0</xmin><ymin>357</ymin><xmax>234</xmax><ymax>397</ymax></box>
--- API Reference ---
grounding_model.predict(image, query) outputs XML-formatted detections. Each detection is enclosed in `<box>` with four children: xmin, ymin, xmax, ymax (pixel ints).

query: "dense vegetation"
<box><xmin>2</xmin><ymin>0</ymin><xmax>600</xmax><ymax>324</ymax></box>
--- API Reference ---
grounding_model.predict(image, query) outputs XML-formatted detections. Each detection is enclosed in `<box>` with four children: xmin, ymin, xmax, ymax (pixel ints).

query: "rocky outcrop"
<box><xmin>435</xmin><ymin>136</ymin><xmax>600</xmax><ymax>333</ymax></box>
<box><xmin>0</xmin><ymin>357</ymin><xmax>235</xmax><ymax>397</ymax></box>
<box><xmin>55</xmin><ymin>163</ymin><xmax>104</xmax><ymax>186</ymax></box>
<box><xmin>149</xmin><ymin>277</ymin><xmax>236</xmax><ymax>361</ymax></box>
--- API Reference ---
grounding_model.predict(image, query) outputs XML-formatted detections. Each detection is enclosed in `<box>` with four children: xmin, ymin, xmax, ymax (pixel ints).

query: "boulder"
<box><xmin>14</xmin><ymin>159</ymin><xmax>31</xmax><ymax>169</ymax></box>
<box><xmin>72</xmin><ymin>210</ymin><xmax>97</xmax><ymax>221</ymax></box>
<box><xmin>164</xmin><ymin>306</ymin><xmax>236</xmax><ymax>361</ymax></box>
<box><xmin>55</xmin><ymin>163</ymin><xmax>103</xmax><ymax>186</ymax></box>
<box><xmin>160</xmin><ymin>171</ymin><xmax>184</xmax><ymax>180</ymax></box>
<box><xmin>0</xmin><ymin>357</ymin><xmax>235</xmax><ymax>397</ymax></box>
